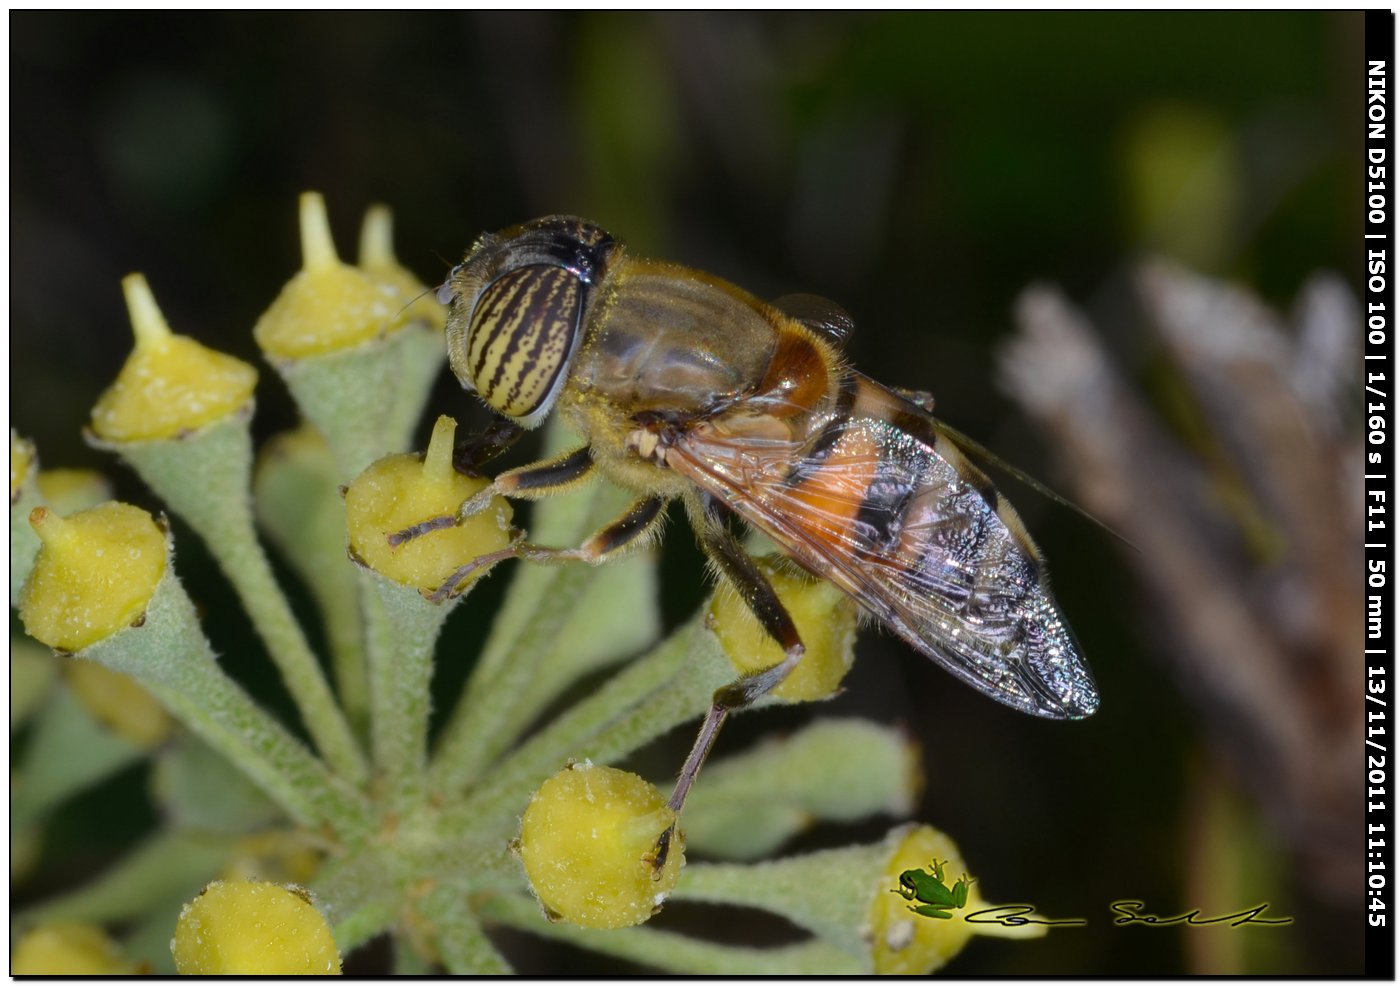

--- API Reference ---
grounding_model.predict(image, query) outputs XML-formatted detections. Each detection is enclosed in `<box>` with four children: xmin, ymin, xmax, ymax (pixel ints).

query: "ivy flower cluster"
<box><xmin>11</xmin><ymin>194</ymin><xmax>1041</xmax><ymax>975</ymax></box>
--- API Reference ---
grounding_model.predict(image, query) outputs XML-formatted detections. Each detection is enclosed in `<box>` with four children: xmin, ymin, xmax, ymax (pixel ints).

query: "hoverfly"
<box><xmin>413</xmin><ymin>216</ymin><xmax>1097</xmax><ymax>825</ymax></box>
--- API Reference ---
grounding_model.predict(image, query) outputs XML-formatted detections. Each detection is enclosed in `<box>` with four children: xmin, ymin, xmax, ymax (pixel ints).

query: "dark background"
<box><xmin>11</xmin><ymin>11</ymin><xmax>1365</xmax><ymax>975</ymax></box>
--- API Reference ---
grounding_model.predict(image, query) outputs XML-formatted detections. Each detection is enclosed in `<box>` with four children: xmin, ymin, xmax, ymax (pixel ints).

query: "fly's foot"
<box><xmin>386</xmin><ymin>513</ymin><xmax>458</xmax><ymax>548</ymax></box>
<box><xmin>649</xmin><ymin>824</ymin><xmax>677</xmax><ymax>874</ymax></box>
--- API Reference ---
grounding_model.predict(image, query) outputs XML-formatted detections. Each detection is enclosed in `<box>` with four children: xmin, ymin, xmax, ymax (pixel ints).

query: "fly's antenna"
<box><xmin>392</xmin><ymin>282</ymin><xmax>442</xmax><ymax>324</ymax></box>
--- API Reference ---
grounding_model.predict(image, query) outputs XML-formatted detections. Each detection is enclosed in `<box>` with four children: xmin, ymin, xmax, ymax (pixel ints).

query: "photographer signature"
<box><xmin>960</xmin><ymin>901</ymin><xmax>1293</xmax><ymax>929</ymax></box>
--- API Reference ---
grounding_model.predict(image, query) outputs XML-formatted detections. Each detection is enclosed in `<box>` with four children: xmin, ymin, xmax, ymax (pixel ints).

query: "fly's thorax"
<box><xmin>569</xmin><ymin>259</ymin><xmax>781</xmax><ymax>416</ymax></box>
<box><xmin>558</xmin><ymin>392</ymin><xmax>695</xmax><ymax>498</ymax></box>
<box><xmin>444</xmin><ymin>217</ymin><xmax>620</xmax><ymax>428</ymax></box>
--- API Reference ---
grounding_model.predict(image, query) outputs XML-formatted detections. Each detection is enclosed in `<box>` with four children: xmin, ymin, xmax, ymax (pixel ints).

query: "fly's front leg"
<box><xmin>451</xmin><ymin>415</ymin><xmax>525</xmax><ymax>478</ymax></box>
<box><xmin>388</xmin><ymin>445</ymin><xmax>596</xmax><ymax>548</ymax></box>
<box><xmin>459</xmin><ymin>446</ymin><xmax>597</xmax><ymax>522</ymax></box>
<box><xmin>427</xmin><ymin>494</ymin><xmax>667</xmax><ymax>603</ymax></box>
<box><xmin>654</xmin><ymin>498</ymin><xmax>806</xmax><ymax>868</ymax></box>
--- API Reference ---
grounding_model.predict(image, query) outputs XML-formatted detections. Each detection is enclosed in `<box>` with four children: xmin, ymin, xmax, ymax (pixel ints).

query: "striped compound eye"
<box><xmin>460</xmin><ymin>263</ymin><xmax>586</xmax><ymax>426</ymax></box>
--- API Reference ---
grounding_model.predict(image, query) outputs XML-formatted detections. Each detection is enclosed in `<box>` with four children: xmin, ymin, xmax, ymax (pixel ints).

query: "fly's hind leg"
<box><xmin>427</xmin><ymin>493</ymin><xmax>667</xmax><ymax>602</ymax></box>
<box><xmin>654</xmin><ymin>496</ymin><xmax>806</xmax><ymax>868</ymax></box>
<box><xmin>388</xmin><ymin>445</ymin><xmax>596</xmax><ymax>547</ymax></box>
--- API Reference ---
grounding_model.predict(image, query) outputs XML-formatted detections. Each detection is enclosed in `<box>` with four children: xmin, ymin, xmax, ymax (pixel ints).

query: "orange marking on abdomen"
<box><xmin>781</xmin><ymin>426</ymin><xmax>879</xmax><ymax>553</ymax></box>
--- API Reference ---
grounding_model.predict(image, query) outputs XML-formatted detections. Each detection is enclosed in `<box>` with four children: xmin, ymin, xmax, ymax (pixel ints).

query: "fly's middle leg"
<box><xmin>387</xmin><ymin>445</ymin><xmax>596</xmax><ymax>548</ymax></box>
<box><xmin>426</xmin><ymin>493</ymin><xmax>666</xmax><ymax>602</ymax></box>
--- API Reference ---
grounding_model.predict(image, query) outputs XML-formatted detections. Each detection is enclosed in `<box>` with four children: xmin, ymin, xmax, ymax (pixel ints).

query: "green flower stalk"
<box><xmin>344</xmin><ymin>413</ymin><xmax>513</xmax><ymax>810</ymax></box>
<box><xmin>357</xmin><ymin>204</ymin><xmax>450</xmax><ymax>454</ymax></box>
<box><xmin>10</xmin><ymin>193</ymin><xmax>1059</xmax><ymax>975</ymax></box>
<box><xmin>254</xmin><ymin>425</ymin><xmax>372</xmax><ymax>736</ymax></box>
<box><xmin>11</xmin><ymin>683</ymin><xmax>147</xmax><ymax>833</ymax></box>
<box><xmin>680</xmin><ymin>718</ymin><xmax>921</xmax><ymax>860</ymax></box>
<box><xmin>18</xmin><ymin>501</ymin><xmax>369</xmax><ymax>834</ymax></box>
<box><xmin>253</xmin><ymin>191</ymin><xmax>413</xmax><ymax>480</ymax></box>
<box><xmin>87</xmin><ymin>273</ymin><xmax>365</xmax><ymax>784</ymax></box>
<box><xmin>10</xmin><ymin>636</ymin><xmax>57</xmax><ymax>733</ymax></box>
<box><xmin>63</xmin><ymin>660</ymin><xmax>175</xmax><ymax>750</ymax></box>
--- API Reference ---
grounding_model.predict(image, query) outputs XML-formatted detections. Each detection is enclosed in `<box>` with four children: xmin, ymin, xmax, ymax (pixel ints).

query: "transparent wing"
<box><xmin>665</xmin><ymin>376</ymin><xmax>1098</xmax><ymax>719</ymax></box>
<box><xmin>771</xmin><ymin>293</ymin><xmax>856</xmax><ymax>348</ymax></box>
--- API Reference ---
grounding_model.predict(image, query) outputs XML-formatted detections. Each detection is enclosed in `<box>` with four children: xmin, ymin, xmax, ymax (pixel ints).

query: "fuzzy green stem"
<box><xmin>428</xmin><ymin>531</ymin><xmax>606</xmax><ymax>791</ymax></box>
<box><xmin>359</xmin><ymin>570</ymin><xmax>455</xmax><ymax>813</ymax></box>
<box><xmin>152</xmin><ymin>736</ymin><xmax>283</xmax><ymax>833</ymax></box>
<box><xmin>427</xmin><ymin>560</ymin><xmax>593</xmax><ymax>789</ymax></box>
<box><xmin>681</xmin><ymin>719</ymin><xmax>919</xmax><ymax>860</ymax></box>
<box><xmin>392</xmin><ymin>941</ymin><xmax>435</xmax><ymax>975</ymax></box>
<box><xmin>671</xmin><ymin>837</ymin><xmax>900</xmax><ymax>959</ymax></box>
<box><xmin>10</xmin><ymin>637</ymin><xmax>57</xmax><ymax>731</ymax></box>
<box><xmin>201</xmin><ymin>501</ymin><xmax>367</xmax><ymax>781</ymax></box>
<box><xmin>447</xmin><ymin>616</ymin><xmax>733</xmax><ymax>838</ymax></box>
<box><xmin>393</xmin><ymin>823</ymin><xmax>524</xmax><ymax>898</ymax></box>
<box><xmin>331</xmin><ymin>900</ymin><xmax>397</xmax><ymax>957</ymax></box>
<box><xmin>11</xmin><ymin>686</ymin><xmax>144</xmax><ymax>830</ymax></box>
<box><xmin>81</xmin><ymin>570</ymin><xmax>371</xmax><ymax>835</ymax></box>
<box><xmin>508</xmin><ymin>549</ymin><xmax>660</xmax><ymax>741</ymax></box>
<box><xmin>15</xmin><ymin>828</ymin><xmax>231</xmax><ymax>929</ymax></box>
<box><xmin>479</xmin><ymin>892</ymin><xmax>865</xmax><ymax>975</ymax></box>
<box><xmin>324</xmin><ymin>590</ymin><xmax>372</xmax><ymax>739</ymax></box>
<box><xmin>419</xmin><ymin>882</ymin><xmax>512</xmax><ymax>974</ymax></box>
<box><xmin>429</xmin><ymin>473</ymin><xmax>647</xmax><ymax>793</ymax></box>
<box><xmin>356</xmin><ymin>204</ymin><xmax>447</xmax><ymax>454</ymax></box>
<box><xmin>103</xmin><ymin>415</ymin><xmax>366</xmax><ymax>784</ymax></box>
<box><xmin>312</xmin><ymin>850</ymin><xmax>393</xmax><ymax>953</ymax></box>
<box><xmin>428</xmin><ymin>487</ymin><xmax>663</xmax><ymax>795</ymax></box>
<box><xmin>384</xmin><ymin>323</ymin><xmax>447</xmax><ymax>455</ymax></box>
<box><xmin>10</xmin><ymin>458</ymin><xmax>42</xmax><ymax>606</ymax></box>
<box><xmin>123</xmin><ymin>900</ymin><xmax>187</xmax><ymax>976</ymax></box>
<box><xmin>252</xmin><ymin>427</ymin><xmax>371</xmax><ymax>739</ymax></box>
<box><xmin>269</xmin><ymin>335</ymin><xmax>411</xmax><ymax>481</ymax></box>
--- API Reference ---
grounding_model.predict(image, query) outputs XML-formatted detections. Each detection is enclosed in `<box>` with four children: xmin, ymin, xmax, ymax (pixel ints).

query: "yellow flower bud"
<box><xmin>11</xmin><ymin>922</ymin><xmax>139</xmax><ymax>975</ymax></box>
<box><xmin>869</xmin><ymin>825</ymin><xmax>1042</xmax><ymax>975</ymax></box>
<box><xmin>89</xmin><ymin>274</ymin><xmax>258</xmax><ymax>443</ymax></box>
<box><xmin>36</xmin><ymin>468</ymin><xmax>114</xmax><ymax>516</ymax></box>
<box><xmin>358</xmin><ymin>204</ymin><xmax>446</xmax><ymax>331</ymax></box>
<box><xmin>519</xmin><ymin>762</ymin><xmax>685</xmax><ymax>929</ymax></box>
<box><xmin>19</xmin><ymin>503</ymin><xmax>167</xmax><ymax>652</ymax></box>
<box><xmin>708</xmin><ymin>555</ymin><xmax>858</xmax><ymax>701</ymax></box>
<box><xmin>172</xmin><ymin>879</ymin><xmax>341</xmax><ymax>975</ymax></box>
<box><xmin>64</xmin><ymin>660</ymin><xmax>175</xmax><ymax>748</ymax></box>
<box><xmin>11</xmin><ymin>429</ymin><xmax>35</xmax><ymax>503</ymax></box>
<box><xmin>253</xmin><ymin>192</ymin><xmax>406</xmax><ymax>359</ymax></box>
<box><xmin>344</xmin><ymin>415</ymin><xmax>512</xmax><ymax>594</ymax></box>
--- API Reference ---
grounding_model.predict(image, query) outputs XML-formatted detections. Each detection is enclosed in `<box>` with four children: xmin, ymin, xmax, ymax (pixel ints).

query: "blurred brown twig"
<box><xmin>999</xmin><ymin>261</ymin><xmax>1362</xmax><ymax>902</ymax></box>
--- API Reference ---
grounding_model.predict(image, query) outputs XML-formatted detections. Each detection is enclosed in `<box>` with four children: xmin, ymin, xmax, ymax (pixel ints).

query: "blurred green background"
<box><xmin>10</xmin><ymin>11</ymin><xmax>1366</xmax><ymax>975</ymax></box>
